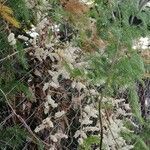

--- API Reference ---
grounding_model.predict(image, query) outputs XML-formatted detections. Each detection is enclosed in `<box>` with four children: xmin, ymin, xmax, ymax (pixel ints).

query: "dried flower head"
<box><xmin>0</xmin><ymin>3</ymin><xmax>20</xmax><ymax>28</ymax></box>
<box><xmin>60</xmin><ymin>0</ymin><xmax>89</xmax><ymax>15</ymax></box>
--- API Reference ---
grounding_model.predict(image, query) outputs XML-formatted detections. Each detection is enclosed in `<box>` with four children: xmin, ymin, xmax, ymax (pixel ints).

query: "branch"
<box><xmin>98</xmin><ymin>92</ymin><xmax>104</xmax><ymax>150</ymax></box>
<box><xmin>0</xmin><ymin>47</ymin><xmax>31</xmax><ymax>63</ymax></box>
<box><xmin>0</xmin><ymin>88</ymin><xmax>50</xmax><ymax>148</ymax></box>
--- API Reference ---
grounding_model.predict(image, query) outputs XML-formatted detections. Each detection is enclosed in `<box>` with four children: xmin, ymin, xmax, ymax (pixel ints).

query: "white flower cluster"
<box><xmin>30</xmin><ymin>13</ymin><xmax>83</xmax><ymax>147</ymax></box>
<box><xmin>103</xmin><ymin>118</ymin><xmax>133</xmax><ymax>150</ymax></box>
<box><xmin>23</xmin><ymin>2</ymin><xmax>135</xmax><ymax>149</ymax></box>
<box><xmin>42</xmin><ymin>67</ymin><xmax>70</xmax><ymax>91</ymax></box>
<box><xmin>74</xmin><ymin>103</ymin><xmax>99</xmax><ymax>144</ymax></box>
<box><xmin>50</xmin><ymin>132</ymin><xmax>68</xmax><ymax>143</ymax></box>
<box><xmin>8</xmin><ymin>33</ymin><xmax>16</xmax><ymax>45</ymax></box>
<box><xmin>74</xmin><ymin>130</ymin><xmax>87</xmax><ymax>145</ymax></box>
<box><xmin>18</xmin><ymin>35</ymin><xmax>29</xmax><ymax>41</ymax></box>
<box><xmin>48</xmin><ymin>68</ymin><xmax>70</xmax><ymax>88</ymax></box>
<box><xmin>72</xmin><ymin>81</ymin><xmax>87</xmax><ymax>91</ymax></box>
<box><xmin>80</xmin><ymin>0</ymin><xmax>94</xmax><ymax>5</ymax></box>
<box><xmin>102</xmin><ymin>97</ymin><xmax>133</xmax><ymax>150</ymax></box>
<box><xmin>34</xmin><ymin>117</ymin><xmax>53</xmax><ymax>133</ymax></box>
<box><xmin>133</xmin><ymin>37</ymin><xmax>150</xmax><ymax>50</ymax></box>
<box><xmin>36</xmin><ymin>18</ymin><xmax>50</xmax><ymax>33</ymax></box>
<box><xmin>73</xmin><ymin>96</ymin><xmax>134</xmax><ymax>149</ymax></box>
<box><xmin>55</xmin><ymin>110</ymin><xmax>66</xmax><ymax>118</ymax></box>
<box><xmin>57</xmin><ymin>45</ymin><xmax>80</xmax><ymax>64</ymax></box>
<box><xmin>89</xmin><ymin>89</ymin><xmax>99</xmax><ymax>96</ymax></box>
<box><xmin>44</xmin><ymin>95</ymin><xmax>58</xmax><ymax>114</ymax></box>
<box><xmin>84</xmin><ymin>105</ymin><xmax>98</xmax><ymax>118</ymax></box>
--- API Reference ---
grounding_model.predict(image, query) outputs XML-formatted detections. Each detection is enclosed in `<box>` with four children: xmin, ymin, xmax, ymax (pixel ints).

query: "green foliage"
<box><xmin>0</xmin><ymin>125</ymin><xmax>28</xmax><ymax>150</ymax></box>
<box><xmin>85</xmin><ymin>1</ymin><xmax>148</xmax><ymax>125</ymax></box>
<box><xmin>0</xmin><ymin>1</ymin><xmax>40</xmax><ymax>149</ymax></box>
<box><xmin>80</xmin><ymin>136</ymin><xmax>99</xmax><ymax>150</ymax></box>
<box><xmin>93</xmin><ymin>0</ymin><xmax>150</xmax><ymax>48</ymax></box>
<box><xmin>48</xmin><ymin>0</ymin><xmax>67</xmax><ymax>23</ymax></box>
<box><xmin>68</xmin><ymin>0</ymin><xmax>147</xmax><ymax>119</ymax></box>
<box><xmin>121</xmin><ymin>120</ymin><xmax>150</xmax><ymax>150</ymax></box>
<box><xmin>16</xmin><ymin>41</ymin><xmax>28</xmax><ymax>69</ymax></box>
<box><xmin>0</xmin><ymin>28</ymin><xmax>12</xmax><ymax>53</ymax></box>
<box><xmin>0</xmin><ymin>0</ymin><xmax>149</xmax><ymax>149</ymax></box>
<box><xmin>0</xmin><ymin>30</ymin><xmax>16</xmax><ymax>94</ymax></box>
<box><xmin>128</xmin><ymin>86</ymin><xmax>143</xmax><ymax>123</ymax></box>
<box><xmin>113</xmin><ymin>52</ymin><xmax>145</xmax><ymax>86</ymax></box>
<box><xmin>14</xmin><ymin>81</ymin><xmax>32</xmax><ymax>99</ymax></box>
<box><xmin>0</xmin><ymin>0</ymin><xmax>32</xmax><ymax>98</ymax></box>
<box><xmin>7</xmin><ymin>0</ymin><xmax>30</xmax><ymax>25</ymax></box>
<box><xmin>66</xmin><ymin>0</ymin><xmax>149</xmax><ymax>148</ymax></box>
